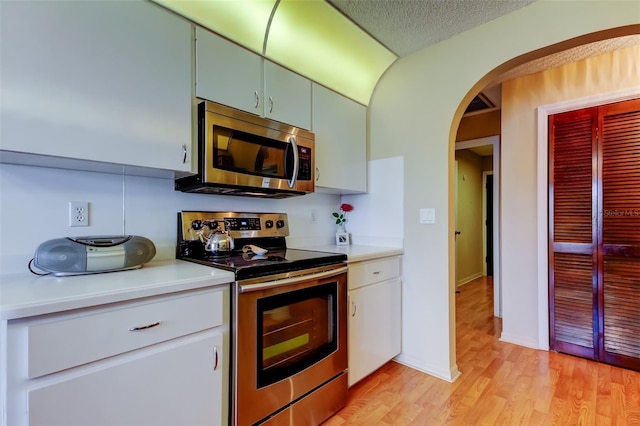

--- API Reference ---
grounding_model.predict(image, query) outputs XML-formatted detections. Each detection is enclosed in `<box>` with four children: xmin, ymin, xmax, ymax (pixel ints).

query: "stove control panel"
<box><xmin>226</xmin><ymin>217</ymin><xmax>262</xmax><ymax>231</ymax></box>
<box><xmin>179</xmin><ymin>211</ymin><xmax>289</xmax><ymax>241</ymax></box>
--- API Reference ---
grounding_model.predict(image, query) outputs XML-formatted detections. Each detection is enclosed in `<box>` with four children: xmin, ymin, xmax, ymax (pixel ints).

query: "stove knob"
<box><xmin>276</xmin><ymin>220</ymin><xmax>285</xmax><ymax>229</ymax></box>
<box><xmin>265</xmin><ymin>220</ymin><xmax>274</xmax><ymax>229</ymax></box>
<box><xmin>191</xmin><ymin>220</ymin><xmax>203</xmax><ymax>230</ymax></box>
<box><xmin>207</xmin><ymin>221</ymin><xmax>219</xmax><ymax>230</ymax></box>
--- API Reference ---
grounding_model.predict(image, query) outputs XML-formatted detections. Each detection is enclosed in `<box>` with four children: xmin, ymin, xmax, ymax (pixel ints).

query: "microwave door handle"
<box><xmin>287</xmin><ymin>136</ymin><xmax>298</xmax><ymax>188</ymax></box>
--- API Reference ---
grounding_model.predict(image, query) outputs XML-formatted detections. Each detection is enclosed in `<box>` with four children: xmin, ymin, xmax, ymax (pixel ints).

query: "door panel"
<box><xmin>599</xmin><ymin>100</ymin><xmax>640</xmax><ymax>369</ymax></box>
<box><xmin>548</xmin><ymin>107</ymin><xmax>598</xmax><ymax>359</ymax></box>
<box><xmin>549</xmin><ymin>98</ymin><xmax>640</xmax><ymax>370</ymax></box>
<box><xmin>552</xmin><ymin>253</ymin><xmax>595</xmax><ymax>352</ymax></box>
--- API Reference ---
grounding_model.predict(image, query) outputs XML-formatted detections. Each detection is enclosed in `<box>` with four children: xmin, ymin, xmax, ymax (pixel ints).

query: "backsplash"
<box><xmin>0</xmin><ymin>163</ymin><xmax>340</xmax><ymax>275</ymax></box>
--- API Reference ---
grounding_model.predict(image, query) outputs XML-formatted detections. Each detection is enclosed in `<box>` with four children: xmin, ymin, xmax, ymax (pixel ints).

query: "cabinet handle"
<box><xmin>128</xmin><ymin>321</ymin><xmax>161</xmax><ymax>331</ymax></box>
<box><xmin>315</xmin><ymin>167</ymin><xmax>320</xmax><ymax>182</ymax></box>
<box><xmin>213</xmin><ymin>346</ymin><xmax>219</xmax><ymax>371</ymax></box>
<box><xmin>372</xmin><ymin>271</ymin><xmax>381</xmax><ymax>275</ymax></box>
<box><xmin>268</xmin><ymin>96</ymin><xmax>274</xmax><ymax>113</ymax></box>
<box><xmin>182</xmin><ymin>144</ymin><xmax>187</xmax><ymax>164</ymax></box>
<box><xmin>254</xmin><ymin>91</ymin><xmax>259</xmax><ymax>109</ymax></box>
<box><xmin>351</xmin><ymin>301</ymin><xmax>357</xmax><ymax>317</ymax></box>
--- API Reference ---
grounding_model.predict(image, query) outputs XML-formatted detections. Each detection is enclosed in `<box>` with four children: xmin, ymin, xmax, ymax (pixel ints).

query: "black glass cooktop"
<box><xmin>178</xmin><ymin>240</ymin><xmax>346</xmax><ymax>280</ymax></box>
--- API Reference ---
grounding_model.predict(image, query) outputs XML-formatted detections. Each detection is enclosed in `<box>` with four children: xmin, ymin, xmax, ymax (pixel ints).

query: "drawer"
<box><xmin>27</xmin><ymin>289</ymin><xmax>224</xmax><ymax>379</ymax></box>
<box><xmin>348</xmin><ymin>256</ymin><xmax>400</xmax><ymax>290</ymax></box>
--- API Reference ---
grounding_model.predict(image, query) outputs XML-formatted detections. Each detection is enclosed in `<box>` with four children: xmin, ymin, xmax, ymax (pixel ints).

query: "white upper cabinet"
<box><xmin>264</xmin><ymin>61</ymin><xmax>311</xmax><ymax>130</ymax></box>
<box><xmin>0</xmin><ymin>1</ymin><xmax>193</xmax><ymax>172</ymax></box>
<box><xmin>312</xmin><ymin>84</ymin><xmax>367</xmax><ymax>193</ymax></box>
<box><xmin>195</xmin><ymin>27</ymin><xmax>263</xmax><ymax>116</ymax></box>
<box><xmin>195</xmin><ymin>28</ymin><xmax>311</xmax><ymax>130</ymax></box>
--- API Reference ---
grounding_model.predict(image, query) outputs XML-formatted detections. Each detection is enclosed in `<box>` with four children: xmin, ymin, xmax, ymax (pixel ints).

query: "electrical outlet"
<box><xmin>69</xmin><ymin>201</ymin><xmax>89</xmax><ymax>227</ymax></box>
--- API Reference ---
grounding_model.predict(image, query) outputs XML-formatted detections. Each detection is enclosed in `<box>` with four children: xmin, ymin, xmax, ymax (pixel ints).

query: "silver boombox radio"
<box><xmin>33</xmin><ymin>235</ymin><xmax>156</xmax><ymax>276</ymax></box>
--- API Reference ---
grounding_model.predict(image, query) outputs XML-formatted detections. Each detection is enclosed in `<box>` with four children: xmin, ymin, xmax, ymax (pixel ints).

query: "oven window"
<box><xmin>257</xmin><ymin>282</ymin><xmax>337</xmax><ymax>388</ymax></box>
<box><xmin>212</xmin><ymin>126</ymin><xmax>294</xmax><ymax>180</ymax></box>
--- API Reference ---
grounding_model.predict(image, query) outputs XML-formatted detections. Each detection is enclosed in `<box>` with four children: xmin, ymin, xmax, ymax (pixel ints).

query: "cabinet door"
<box><xmin>195</xmin><ymin>27</ymin><xmax>263</xmax><ymax>115</ymax></box>
<box><xmin>0</xmin><ymin>1</ymin><xmax>192</xmax><ymax>172</ymax></box>
<box><xmin>312</xmin><ymin>84</ymin><xmax>367</xmax><ymax>193</ymax></box>
<box><xmin>264</xmin><ymin>61</ymin><xmax>311</xmax><ymax>130</ymax></box>
<box><xmin>348</xmin><ymin>278</ymin><xmax>401</xmax><ymax>386</ymax></box>
<box><xmin>27</xmin><ymin>330</ymin><xmax>225</xmax><ymax>426</ymax></box>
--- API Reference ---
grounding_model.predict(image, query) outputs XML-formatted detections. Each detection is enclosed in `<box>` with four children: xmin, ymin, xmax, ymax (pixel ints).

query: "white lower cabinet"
<box><xmin>347</xmin><ymin>256</ymin><xmax>402</xmax><ymax>386</ymax></box>
<box><xmin>6</xmin><ymin>287</ymin><xmax>229</xmax><ymax>426</ymax></box>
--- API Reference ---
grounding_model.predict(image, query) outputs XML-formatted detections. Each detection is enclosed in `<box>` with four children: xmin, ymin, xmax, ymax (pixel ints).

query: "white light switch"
<box><xmin>420</xmin><ymin>208</ymin><xmax>435</xmax><ymax>224</ymax></box>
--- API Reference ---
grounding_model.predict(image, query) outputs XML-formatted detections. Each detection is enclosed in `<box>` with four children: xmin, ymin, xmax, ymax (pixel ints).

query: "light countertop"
<box><xmin>0</xmin><ymin>260</ymin><xmax>234</xmax><ymax>320</ymax></box>
<box><xmin>294</xmin><ymin>244</ymin><xmax>403</xmax><ymax>263</ymax></box>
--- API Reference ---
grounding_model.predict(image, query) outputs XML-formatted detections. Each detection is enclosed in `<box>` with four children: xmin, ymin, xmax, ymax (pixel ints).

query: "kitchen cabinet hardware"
<box><xmin>269</xmin><ymin>96</ymin><xmax>274</xmax><ymax>113</ymax></box>
<box><xmin>128</xmin><ymin>321</ymin><xmax>161</xmax><ymax>332</ymax></box>
<box><xmin>316</xmin><ymin>167</ymin><xmax>320</xmax><ymax>181</ymax></box>
<box><xmin>182</xmin><ymin>144</ymin><xmax>187</xmax><ymax>164</ymax></box>
<box><xmin>213</xmin><ymin>346</ymin><xmax>219</xmax><ymax>370</ymax></box>
<box><xmin>351</xmin><ymin>301</ymin><xmax>357</xmax><ymax>317</ymax></box>
<box><xmin>254</xmin><ymin>91</ymin><xmax>260</xmax><ymax>109</ymax></box>
<box><xmin>372</xmin><ymin>271</ymin><xmax>381</xmax><ymax>275</ymax></box>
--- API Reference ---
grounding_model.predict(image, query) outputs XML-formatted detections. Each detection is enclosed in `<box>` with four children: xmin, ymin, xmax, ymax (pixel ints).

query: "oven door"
<box><xmin>234</xmin><ymin>266</ymin><xmax>348</xmax><ymax>426</ymax></box>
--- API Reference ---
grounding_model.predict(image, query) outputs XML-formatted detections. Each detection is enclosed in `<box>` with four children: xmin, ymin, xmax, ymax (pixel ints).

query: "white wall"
<box><xmin>0</xmin><ymin>164</ymin><xmax>340</xmax><ymax>276</ymax></box>
<box><xmin>367</xmin><ymin>1</ymin><xmax>638</xmax><ymax>381</ymax></box>
<box><xmin>342</xmin><ymin>156</ymin><xmax>404</xmax><ymax>248</ymax></box>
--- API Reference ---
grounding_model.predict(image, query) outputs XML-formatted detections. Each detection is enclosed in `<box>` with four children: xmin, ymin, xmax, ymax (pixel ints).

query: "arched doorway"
<box><xmin>368</xmin><ymin>1</ymin><xmax>639</xmax><ymax>381</ymax></box>
<box><xmin>450</xmin><ymin>35</ymin><xmax>640</xmax><ymax>368</ymax></box>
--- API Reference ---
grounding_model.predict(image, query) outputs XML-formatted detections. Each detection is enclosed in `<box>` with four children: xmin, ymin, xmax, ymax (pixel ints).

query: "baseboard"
<box><xmin>499</xmin><ymin>332</ymin><xmax>542</xmax><ymax>350</ymax></box>
<box><xmin>456</xmin><ymin>272</ymin><xmax>484</xmax><ymax>288</ymax></box>
<box><xmin>393</xmin><ymin>354</ymin><xmax>461</xmax><ymax>383</ymax></box>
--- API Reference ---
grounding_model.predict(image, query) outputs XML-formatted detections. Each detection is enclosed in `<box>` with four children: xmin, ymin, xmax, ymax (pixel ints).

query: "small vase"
<box><xmin>335</xmin><ymin>224</ymin><xmax>350</xmax><ymax>245</ymax></box>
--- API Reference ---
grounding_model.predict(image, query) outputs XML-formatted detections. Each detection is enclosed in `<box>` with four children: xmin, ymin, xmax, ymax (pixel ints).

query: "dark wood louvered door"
<box><xmin>599</xmin><ymin>99</ymin><xmax>640</xmax><ymax>369</ymax></box>
<box><xmin>549</xmin><ymin>107</ymin><xmax>598</xmax><ymax>360</ymax></box>
<box><xmin>549</xmin><ymin>98</ymin><xmax>640</xmax><ymax>370</ymax></box>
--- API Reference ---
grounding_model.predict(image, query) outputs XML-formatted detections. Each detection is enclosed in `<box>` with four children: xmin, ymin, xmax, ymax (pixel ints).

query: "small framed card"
<box><xmin>336</xmin><ymin>231</ymin><xmax>351</xmax><ymax>246</ymax></box>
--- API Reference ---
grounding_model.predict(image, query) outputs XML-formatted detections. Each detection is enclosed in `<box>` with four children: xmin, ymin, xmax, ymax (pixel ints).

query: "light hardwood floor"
<box><xmin>326</xmin><ymin>276</ymin><xmax>640</xmax><ymax>425</ymax></box>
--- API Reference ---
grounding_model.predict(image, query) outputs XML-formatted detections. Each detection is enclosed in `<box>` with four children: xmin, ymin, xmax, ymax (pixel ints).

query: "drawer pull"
<box><xmin>213</xmin><ymin>346</ymin><xmax>219</xmax><ymax>371</ymax></box>
<box><xmin>128</xmin><ymin>321</ymin><xmax>161</xmax><ymax>332</ymax></box>
<box><xmin>372</xmin><ymin>271</ymin><xmax>381</xmax><ymax>275</ymax></box>
<box><xmin>351</xmin><ymin>301</ymin><xmax>357</xmax><ymax>317</ymax></box>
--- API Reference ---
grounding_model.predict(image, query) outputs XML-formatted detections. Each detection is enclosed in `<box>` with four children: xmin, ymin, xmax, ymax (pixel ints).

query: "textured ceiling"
<box><xmin>327</xmin><ymin>1</ymin><xmax>639</xmax><ymax>111</ymax></box>
<box><xmin>327</xmin><ymin>0</ymin><xmax>537</xmax><ymax>57</ymax></box>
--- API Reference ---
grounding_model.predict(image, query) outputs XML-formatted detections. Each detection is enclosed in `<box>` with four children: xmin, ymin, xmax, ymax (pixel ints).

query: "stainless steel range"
<box><xmin>177</xmin><ymin>211</ymin><xmax>348</xmax><ymax>426</ymax></box>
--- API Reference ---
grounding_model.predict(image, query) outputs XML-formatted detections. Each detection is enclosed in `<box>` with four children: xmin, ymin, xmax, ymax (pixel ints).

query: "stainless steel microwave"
<box><xmin>175</xmin><ymin>101</ymin><xmax>314</xmax><ymax>198</ymax></box>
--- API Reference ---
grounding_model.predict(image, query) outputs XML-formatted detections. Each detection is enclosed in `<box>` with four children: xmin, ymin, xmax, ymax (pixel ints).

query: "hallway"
<box><xmin>327</xmin><ymin>277</ymin><xmax>640</xmax><ymax>425</ymax></box>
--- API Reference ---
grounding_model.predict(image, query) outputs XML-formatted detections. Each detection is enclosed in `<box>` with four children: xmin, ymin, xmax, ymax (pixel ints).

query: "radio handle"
<box><xmin>287</xmin><ymin>136</ymin><xmax>299</xmax><ymax>189</ymax></box>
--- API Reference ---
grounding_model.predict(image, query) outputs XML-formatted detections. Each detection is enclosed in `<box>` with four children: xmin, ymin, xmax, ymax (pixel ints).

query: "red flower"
<box><xmin>340</xmin><ymin>203</ymin><xmax>354</xmax><ymax>212</ymax></box>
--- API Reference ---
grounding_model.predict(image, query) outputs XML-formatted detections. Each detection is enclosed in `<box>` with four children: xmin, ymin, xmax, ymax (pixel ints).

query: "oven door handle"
<box><xmin>239</xmin><ymin>265</ymin><xmax>348</xmax><ymax>293</ymax></box>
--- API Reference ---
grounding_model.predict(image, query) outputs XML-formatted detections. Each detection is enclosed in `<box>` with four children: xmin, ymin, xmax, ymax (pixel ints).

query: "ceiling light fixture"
<box><xmin>153</xmin><ymin>0</ymin><xmax>397</xmax><ymax>105</ymax></box>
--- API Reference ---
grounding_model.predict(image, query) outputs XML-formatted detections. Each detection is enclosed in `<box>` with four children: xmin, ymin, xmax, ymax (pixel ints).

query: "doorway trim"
<box><xmin>482</xmin><ymin>171</ymin><xmax>494</xmax><ymax>277</ymax></box>
<box><xmin>536</xmin><ymin>87</ymin><xmax>640</xmax><ymax>350</ymax></box>
<box><xmin>455</xmin><ymin>135</ymin><xmax>501</xmax><ymax>317</ymax></box>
